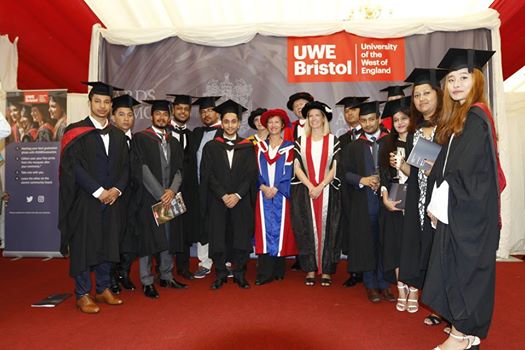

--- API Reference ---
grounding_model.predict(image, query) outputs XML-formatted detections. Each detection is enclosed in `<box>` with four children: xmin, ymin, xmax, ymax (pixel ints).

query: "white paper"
<box><xmin>427</xmin><ymin>180</ymin><xmax>450</xmax><ymax>227</ymax></box>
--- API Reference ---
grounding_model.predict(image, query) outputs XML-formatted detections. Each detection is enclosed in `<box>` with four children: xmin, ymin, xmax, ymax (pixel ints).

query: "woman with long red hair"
<box><xmin>423</xmin><ymin>48</ymin><xmax>504</xmax><ymax>350</ymax></box>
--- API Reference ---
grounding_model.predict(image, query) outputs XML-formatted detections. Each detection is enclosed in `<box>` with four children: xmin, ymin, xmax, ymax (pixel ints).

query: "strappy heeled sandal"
<box><xmin>407</xmin><ymin>287</ymin><xmax>419</xmax><ymax>313</ymax></box>
<box><xmin>396</xmin><ymin>283</ymin><xmax>409</xmax><ymax>312</ymax></box>
<box><xmin>433</xmin><ymin>332</ymin><xmax>481</xmax><ymax>350</ymax></box>
<box><xmin>320</xmin><ymin>278</ymin><xmax>332</xmax><ymax>287</ymax></box>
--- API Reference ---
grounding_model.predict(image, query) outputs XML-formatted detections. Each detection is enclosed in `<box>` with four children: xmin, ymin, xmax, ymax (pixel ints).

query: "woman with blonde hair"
<box><xmin>291</xmin><ymin>101</ymin><xmax>341</xmax><ymax>287</ymax></box>
<box><xmin>424</xmin><ymin>48</ymin><xmax>505</xmax><ymax>350</ymax></box>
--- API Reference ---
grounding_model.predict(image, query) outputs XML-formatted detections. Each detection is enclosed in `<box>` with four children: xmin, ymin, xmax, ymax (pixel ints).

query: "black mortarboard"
<box><xmin>287</xmin><ymin>92</ymin><xmax>314</xmax><ymax>111</ymax></box>
<box><xmin>248</xmin><ymin>108</ymin><xmax>267</xmax><ymax>130</ymax></box>
<box><xmin>356</xmin><ymin>101</ymin><xmax>385</xmax><ymax>116</ymax></box>
<box><xmin>167</xmin><ymin>94</ymin><xmax>193</xmax><ymax>105</ymax></box>
<box><xmin>437</xmin><ymin>48</ymin><xmax>495</xmax><ymax>72</ymax></box>
<box><xmin>112</xmin><ymin>94</ymin><xmax>140</xmax><ymax>110</ymax></box>
<box><xmin>404</xmin><ymin>68</ymin><xmax>448</xmax><ymax>88</ymax></box>
<box><xmin>214</xmin><ymin>99</ymin><xmax>248</xmax><ymax>119</ymax></box>
<box><xmin>301</xmin><ymin>101</ymin><xmax>333</xmax><ymax>121</ymax></box>
<box><xmin>336</xmin><ymin>96</ymin><xmax>369</xmax><ymax>109</ymax></box>
<box><xmin>382</xmin><ymin>96</ymin><xmax>412</xmax><ymax>118</ymax></box>
<box><xmin>192</xmin><ymin>96</ymin><xmax>221</xmax><ymax>110</ymax></box>
<box><xmin>379</xmin><ymin>85</ymin><xmax>410</xmax><ymax>98</ymax></box>
<box><xmin>142</xmin><ymin>100</ymin><xmax>171</xmax><ymax>113</ymax></box>
<box><xmin>82</xmin><ymin>81</ymin><xmax>123</xmax><ymax>96</ymax></box>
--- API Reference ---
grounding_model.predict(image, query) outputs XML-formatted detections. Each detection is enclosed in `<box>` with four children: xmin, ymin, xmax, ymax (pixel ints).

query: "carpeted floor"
<box><xmin>0</xmin><ymin>256</ymin><xmax>523</xmax><ymax>349</ymax></box>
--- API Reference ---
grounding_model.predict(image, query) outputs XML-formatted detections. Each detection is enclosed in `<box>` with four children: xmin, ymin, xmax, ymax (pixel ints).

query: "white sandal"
<box><xmin>407</xmin><ymin>287</ymin><xmax>419</xmax><ymax>313</ymax></box>
<box><xmin>433</xmin><ymin>332</ymin><xmax>481</xmax><ymax>350</ymax></box>
<box><xmin>396</xmin><ymin>283</ymin><xmax>409</xmax><ymax>312</ymax></box>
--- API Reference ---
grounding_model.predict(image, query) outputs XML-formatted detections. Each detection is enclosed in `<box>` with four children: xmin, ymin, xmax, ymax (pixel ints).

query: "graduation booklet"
<box><xmin>388</xmin><ymin>183</ymin><xmax>407</xmax><ymax>210</ymax></box>
<box><xmin>31</xmin><ymin>293</ymin><xmax>72</xmax><ymax>308</ymax></box>
<box><xmin>152</xmin><ymin>192</ymin><xmax>187</xmax><ymax>226</ymax></box>
<box><xmin>406</xmin><ymin>138</ymin><xmax>441</xmax><ymax>171</ymax></box>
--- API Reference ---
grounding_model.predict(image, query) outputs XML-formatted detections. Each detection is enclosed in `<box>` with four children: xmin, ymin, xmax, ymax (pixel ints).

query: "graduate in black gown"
<box><xmin>200</xmin><ymin>99</ymin><xmax>258</xmax><ymax>290</ymax></box>
<box><xmin>59</xmin><ymin>82</ymin><xmax>128</xmax><ymax>313</ymax></box>
<box><xmin>130</xmin><ymin>99</ymin><xmax>187</xmax><ymax>299</ymax></box>
<box><xmin>166</xmin><ymin>93</ymin><xmax>194</xmax><ymax>280</ymax></box>
<box><xmin>341</xmin><ymin>100</ymin><xmax>395</xmax><ymax>303</ymax></box>
<box><xmin>423</xmin><ymin>48</ymin><xmax>503</xmax><ymax>350</ymax></box>
<box><xmin>398</xmin><ymin>68</ymin><xmax>447</xmax><ymax>324</ymax></box>
<box><xmin>335</xmin><ymin>96</ymin><xmax>368</xmax><ymax>287</ymax></box>
<box><xmin>109</xmin><ymin>94</ymin><xmax>140</xmax><ymax>293</ymax></box>
<box><xmin>379</xmin><ymin>84</ymin><xmax>410</xmax><ymax>131</ymax></box>
<box><xmin>377</xmin><ymin>96</ymin><xmax>412</xmax><ymax>311</ymax></box>
<box><xmin>185</xmin><ymin>96</ymin><xmax>222</xmax><ymax>278</ymax></box>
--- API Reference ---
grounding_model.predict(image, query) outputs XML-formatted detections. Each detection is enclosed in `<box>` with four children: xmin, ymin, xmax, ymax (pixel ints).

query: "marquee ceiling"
<box><xmin>0</xmin><ymin>0</ymin><xmax>523</xmax><ymax>92</ymax></box>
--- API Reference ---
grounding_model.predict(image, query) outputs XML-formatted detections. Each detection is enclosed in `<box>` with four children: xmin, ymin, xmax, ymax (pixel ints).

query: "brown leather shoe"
<box><xmin>76</xmin><ymin>295</ymin><xmax>100</xmax><ymax>314</ymax></box>
<box><xmin>380</xmin><ymin>288</ymin><xmax>396</xmax><ymax>302</ymax></box>
<box><xmin>95</xmin><ymin>288</ymin><xmax>123</xmax><ymax>305</ymax></box>
<box><xmin>366</xmin><ymin>288</ymin><xmax>381</xmax><ymax>303</ymax></box>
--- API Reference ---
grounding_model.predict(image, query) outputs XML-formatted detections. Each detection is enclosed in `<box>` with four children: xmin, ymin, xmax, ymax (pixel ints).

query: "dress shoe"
<box><xmin>210</xmin><ymin>278</ymin><xmax>227</xmax><ymax>290</ymax></box>
<box><xmin>143</xmin><ymin>284</ymin><xmax>159</xmax><ymax>298</ymax></box>
<box><xmin>366</xmin><ymin>288</ymin><xmax>381</xmax><ymax>303</ymax></box>
<box><xmin>95</xmin><ymin>288</ymin><xmax>123</xmax><ymax>305</ymax></box>
<box><xmin>343</xmin><ymin>275</ymin><xmax>358</xmax><ymax>287</ymax></box>
<box><xmin>233</xmin><ymin>277</ymin><xmax>250</xmax><ymax>289</ymax></box>
<box><xmin>290</xmin><ymin>260</ymin><xmax>301</xmax><ymax>271</ymax></box>
<box><xmin>110</xmin><ymin>283</ymin><xmax>121</xmax><ymax>295</ymax></box>
<box><xmin>178</xmin><ymin>270</ymin><xmax>195</xmax><ymax>280</ymax></box>
<box><xmin>380</xmin><ymin>288</ymin><xmax>396</xmax><ymax>302</ymax></box>
<box><xmin>159</xmin><ymin>278</ymin><xmax>188</xmax><ymax>289</ymax></box>
<box><xmin>118</xmin><ymin>276</ymin><xmax>136</xmax><ymax>290</ymax></box>
<box><xmin>255</xmin><ymin>277</ymin><xmax>273</xmax><ymax>286</ymax></box>
<box><xmin>76</xmin><ymin>295</ymin><xmax>100</xmax><ymax>314</ymax></box>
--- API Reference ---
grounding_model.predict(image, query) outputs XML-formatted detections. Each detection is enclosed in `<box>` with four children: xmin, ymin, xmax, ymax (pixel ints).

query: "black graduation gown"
<box><xmin>340</xmin><ymin>131</ymin><xmax>388</xmax><ymax>272</ymax></box>
<box><xmin>120</xmin><ymin>134</ymin><xmax>139</xmax><ymax>254</ymax></box>
<box><xmin>129</xmin><ymin>128</ymin><xmax>184</xmax><ymax>257</ymax></box>
<box><xmin>378</xmin><ymin>137</ymin><xmax>407</xmax><ymax>283</ymax></box>
<box><xmin>184</xmin><ymin>126</ymin><xmax>220</xmax><ymax>243</ymax></box>
<box><xmin>398</xmin><ymin>132</ymin><xmax>436</xmax><ymax>289</ymax></box>
<box><xmin>422</xmin><ymin>108</ymin><xmax>500</xmax><ymax>338</ymax></box>
<box><xmin>338</xmin><ymin>128</ymin><xmax>363</xmax><ymax>151</ymax></box>
<box><xmin>199</xmin><ymin>136</ymin><xmax>257</xmax><ymax>255</ymax></box>
<box><xmin>290</xmin><ymin>134</ymin><xmax>341</xmax><ymax>274</ymax></box>
<box><xmin>58</xmin><ymin>117</ymin><xmax>129</xmax><ymax>276</ymax></box>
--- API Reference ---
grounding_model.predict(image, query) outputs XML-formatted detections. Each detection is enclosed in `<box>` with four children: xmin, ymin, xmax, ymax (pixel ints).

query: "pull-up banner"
<box><xmin>288</xmin><ymin>32</ymin><xmax>405</xmax><ymax>82</ymax></box>
<box><xmin>3</xmin><ymin>89</ymin><xmax>66</xmax><ymax>258</ymax></box>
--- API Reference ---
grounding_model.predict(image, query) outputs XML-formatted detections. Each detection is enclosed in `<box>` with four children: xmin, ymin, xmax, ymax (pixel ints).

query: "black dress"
<box><xmin>422</xmin><ymin>107</ymin><xmax>500</xmax><ymax>338</ymax></box>
<box><xmin>378</xmin><ymin>136</ymin><xmax>407</xmax><ymax>283</ymax></box>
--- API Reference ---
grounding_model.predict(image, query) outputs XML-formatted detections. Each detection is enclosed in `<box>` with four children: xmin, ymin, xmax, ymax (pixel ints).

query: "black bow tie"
<box><xmin>98</xmin><ymin>127</ymin><xmax>111</xmax><ymax>135</ymax></box>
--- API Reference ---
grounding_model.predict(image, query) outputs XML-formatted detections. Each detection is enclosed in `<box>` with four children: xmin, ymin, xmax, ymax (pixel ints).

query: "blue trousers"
<box><xmin>73</xmin><ymin>262</ymin><xmax>111</xmax><ymax>298</ymax></box>
<box><xmin>363</xmin><ymin>214</ymin><xmax>390</xmax><ymax>290</ymax></box>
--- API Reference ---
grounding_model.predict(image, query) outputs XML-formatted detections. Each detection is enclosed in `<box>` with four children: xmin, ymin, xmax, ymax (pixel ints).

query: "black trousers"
<box><xmin>212</xmin><ymin>250</ymin><xmax>249</xmax><ymax>280</ymax></box>
<box><xmin>257</xmin><ymin>254</ymin><xmax>285</xmax><ymax>281</ymax></box>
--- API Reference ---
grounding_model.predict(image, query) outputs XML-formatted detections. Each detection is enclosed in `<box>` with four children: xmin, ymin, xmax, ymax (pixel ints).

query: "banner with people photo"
<box><xmin>97</xmin><ymin>29</ymin><xmax>493</xmax><ymax>136</ymax></box>
<box><xmin>3</xmin><ymin>89</ymin><xmax>66</xmax><ymax>257</ymax></box>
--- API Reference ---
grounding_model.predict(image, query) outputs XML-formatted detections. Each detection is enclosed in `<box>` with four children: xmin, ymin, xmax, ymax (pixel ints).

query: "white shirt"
<box><xmin>89</xmin><ymin>116</ymin><xmax>113</xmax><ymax>199</ymax></box>
<box><xmin>267</xmin><ymin>144</ymin><xmax>279</xmax><ymax>187</ymax></box>
<box><xmin>223</xmin><ymin>134</ymin><xmax>236</xmax><ymax>169</ymax></box>
<box><xmin>297</xmin><ymin>119</ymin><xmax>306</xmax><ymax>140</ymax></box>
<box><xmin>311</xmin><ymin>138</ymin><xmax>323</xmax><ymax>184</ymax></box>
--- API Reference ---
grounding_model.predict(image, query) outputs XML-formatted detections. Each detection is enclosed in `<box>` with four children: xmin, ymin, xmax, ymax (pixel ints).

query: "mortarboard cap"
<box><xmin>380</xmin><ymin>85</ymin><xmax>410</xmax><ymax>98</ymax></box>
<box><xmin>143</xmin><ymin>99</ymin><xmax>171</xmax><ymax>113</ymax></box>
<box><xmin>214</xmin><ymin>99</ymin><xmax>248</xmax><ymax>119</ymax></box>
<box><xmin>356</xmin><ymin>101</ymin><xmax>385</xmax><ymax>116</ymax></box>
<box><xmin>301</xmin><ymin>101</ymin><xmax>333</xmax><ymax>121</ymax></box>
<box><xmin>336</xmin><ymin>96</ymin><xmax>369</xmax><ymax>109</ymax></box>
<box><xmin>382</xmin><ymin>96</ymin><xmax>412</xmax><ymax>118</ymax></box>
<box><xmin>192</xmin><ymin>96</ymin><xmax>221</xmax><ymax>110</ymax></box>
<box><xmin>248</xmin><ymin>108</ymin><xmax>268</xmax><ymax>130</ymax></box>
<box><xmin>167</xmin><ymin>94</ymin><xmax>193</xmax><ymax>105</ymax></box>
<box><xmin>82</xmin><ymin>81</ymin><xmax>123</xmax><ymax>96</ymax></box>
<box><xmin>287</xmin><ymin>92</ymin><xmax>314</xmax><ymax>111</ymax></box>
<box><xmin>437</xmin><ymin>48</ymin><xmax>495</xmax><ymax>72</ymax></box>
<box><xmin>404</xmin><ymin>68</ymin><xmax>448</xmax><ymax>89</ymax></box>
<box><xmin>112</xmin><ymin>94</ymin><xmax>140</xmax><ymax>110</ymax></box>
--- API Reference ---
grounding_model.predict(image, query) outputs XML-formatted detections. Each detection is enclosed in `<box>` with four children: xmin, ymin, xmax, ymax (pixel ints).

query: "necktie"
<box><xmin>370</xmin><ymin>136</ymin><xmax>379</xmax><ymax>170</ymax></box>
<box><xmin>351</xmin><ymin>128</ymin><xmax>357</xmax><ymax>141</ymax></box>
<box><xmin>174</xmin><ymin>126</ymin><xmax>187</xmax><ymax>149</ymax></box>
<box><xmin>157</xmin><ymin>132</ymin><xmax>168</xmax><ymax>160</ymax></box>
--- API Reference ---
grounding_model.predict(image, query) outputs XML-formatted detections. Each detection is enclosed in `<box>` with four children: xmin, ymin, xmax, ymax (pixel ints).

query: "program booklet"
<box><xmin>152</xmin><ymin>192</ymin><xmax>187</xmax><ymax>226</ymax></box>
<box><xmin>388</xmin><ymin>183</ymin><xmax>408</xmax><ymax>210</ymax></box>
<box><xmin>406</xmin><ymin>138</ymin><xmax>442</xmax><ymax>171</ymax></box>
<box><xmin>31</xmin><ymin>293</ymin><xmax>72</xmax><ymax>308</ymax></box>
